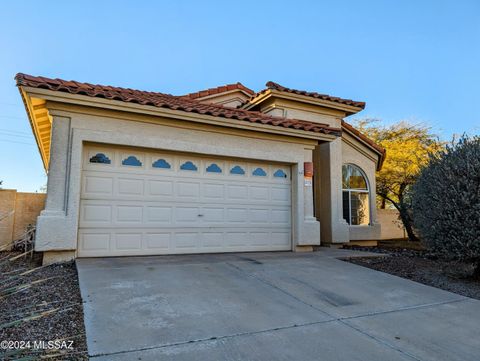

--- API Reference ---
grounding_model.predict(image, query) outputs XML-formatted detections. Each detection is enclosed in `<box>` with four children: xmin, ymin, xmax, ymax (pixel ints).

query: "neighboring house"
<box><xmin>16</xmin><ymin>74</ymin><xmax>385</xmax><ymax>264</ymax></box>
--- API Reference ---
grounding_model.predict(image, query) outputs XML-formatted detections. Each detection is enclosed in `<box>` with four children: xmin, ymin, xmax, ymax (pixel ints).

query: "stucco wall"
<box><xmin>0</xmin><ymin>190</ymin><xmax>46</xmax><ymax>249</ymax></box>
<box><xmin>0</xmin><ymin>190</ymin><xmax>16</xmax><ymax>248</ymax></box>
<box><xmin>35</xmin><ymin>108</ymin><xmax>321</xmax><ymax>255</ymax></box>
<box><xmin>13</xmin><ymin>192</ymin><xmax>47</xmax><ymax>241</ymax></box>
<box><xmin>377</xmin><ymin>209</ymin><xmax>406</xmax><ymax>240</ymax></box>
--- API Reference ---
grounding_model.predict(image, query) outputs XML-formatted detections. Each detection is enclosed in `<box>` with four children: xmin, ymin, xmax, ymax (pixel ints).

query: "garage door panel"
<box><xmin>116</xmin><ymin>205</ymin><xmax>143</xmax><ymax>223</ymax></box>
<box><xmin>80</xmin><ymin>232</ymin><xmax>111</xmax><ymax>252</ymax></box>
<box><xmin>202</xmin><ymin>207</ymin><xmax>225</xmax><ymax>222</ymax></box>
<box><xmin>117</xmin><ymin>178</ymin><xmax>144</xmax><ymax>196</ymax></box>
<box><xmin>226</xmin><ymin>208</ymin><xmax>248</xmax><ymax>223</ymax></box>
<box><xmin>249</xmin><ymin>209</ymin><xmax>270</xmax><ymax>223</ymax></box>
<box><xmin>146</xmin><ymin>206</ymin><xmax>172</xmax><ymax>223</ymax></box>
<box><xmin>202</xmin><ymin>183</ymin><xmax>225</xmax><ymax>199</ymax></box>
<box><xmin>227</xmin><ymin>185</ymin><xmax>248</xmax><ymax>200</ymax></box>
<box><xmin>271</xmin><ymin>186</ymin><xmax>291</xmax><ymax>202</ymax></box>
<box><xmin>271</xmin><ymin>209</ymin><xmax>291</xmax><ymax>225</ymax></box>
<box><xmin>145</xmin><ymin>233</ymin><xmax>170</xmax><ymax>250</ymax></box>
<box><xmin>249</xmin><ymin>186</ymin><xmax>270</xmax><ymax>201</ymax></box>
<box><xmin>79</xmin><ymin>146</ymin><xmax>292</xmax><ymax>257</ymax></box>
<box><xmin>81</xmin><ymin>204</ymin><xmax>112</xmax><ymax>224</ymax></box>
<box><xmin>176</xmin><ymin>182</ymin><xmax>200</xmax><ymax>198</ymax></box>
<box><xmin>115</xmin><ymin>233</ymin><xmax>142</xmax><ymax>250</ymax></box>
<box><xmin>84</xmin><ymin>176</ymin><xmax>113</xmax><ymax>196</ymax></box>
<box><xmin>174</xmin><ymin>232</ymin><xmax>199</xmax><ymax>249</ymax></box>
<box><xmin>148</xmin><ymin>180</ymin><xmax>174</xmax><ymax>196</ymax></box>
<box><xmin>272</xmin><ymin>232</ymin><xmax>291</xmax><ymax>246</ymax></box>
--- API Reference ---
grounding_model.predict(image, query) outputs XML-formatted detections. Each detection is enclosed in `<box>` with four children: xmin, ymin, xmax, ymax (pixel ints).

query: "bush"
<box><xmin>412</xmin><ymin>136</ymin><xmax>480</xmax><ymax>277</ymax></box>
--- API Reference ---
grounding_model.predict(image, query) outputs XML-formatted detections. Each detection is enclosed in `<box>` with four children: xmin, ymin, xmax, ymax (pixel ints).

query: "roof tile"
<box><xmin>15</xmin><ymin>73</ymin><xmax>341</xmax><ymax>137</ymax></box>
<box><xmin>183</xmin><ymin>82</ymin><xmax>254</xmax><ymax>100</ymax></box>
<box><xmin>246</xmin><ymin>81</ymin><xmax>366</xmax><ymax>109</ymax></box>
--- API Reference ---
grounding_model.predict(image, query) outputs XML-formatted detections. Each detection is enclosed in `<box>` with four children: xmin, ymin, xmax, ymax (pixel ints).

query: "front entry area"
<box><xmin>77</xmin><ymin>145</ymin><xmax>292</xmax><ymax>257</ymax></box>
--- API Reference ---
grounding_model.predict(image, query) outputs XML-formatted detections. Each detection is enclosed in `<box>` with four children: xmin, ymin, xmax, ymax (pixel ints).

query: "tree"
<box><xmin>412</xmin><ymin>136</ymin><xmax>480</xmax><ymax>277</ymax></box>
<box><xmin>353</xmin><ymin>119</ymin><xmax>442</xmax><ymax>242</ymax></box>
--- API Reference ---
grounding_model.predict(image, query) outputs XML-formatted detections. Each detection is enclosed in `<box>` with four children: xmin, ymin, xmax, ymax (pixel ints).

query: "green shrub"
<box><xmin>412</xmin><ymin>136</ymin><xmax>480</xmax><ymax>276</ymax></box>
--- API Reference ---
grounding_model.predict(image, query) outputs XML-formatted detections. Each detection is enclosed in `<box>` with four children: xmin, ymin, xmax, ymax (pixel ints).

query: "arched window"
<box><xmin>89</xmin><ymin>153</ymin><xmax>111</xmax><ymax>164</ymax></box>
<box><xmin>342</xmin><ymin>164</ymin><xmax>370</xmax><ymax>225</ymax></box>
<box><xmin>122</xmin><ymin>156</ymin><xmax>142</xmax><ymax>166</ymax></box>
<box><xmin>152</xmin><ymin>159</ymin><xmax>171</xmax><ymax>169</ymax></box>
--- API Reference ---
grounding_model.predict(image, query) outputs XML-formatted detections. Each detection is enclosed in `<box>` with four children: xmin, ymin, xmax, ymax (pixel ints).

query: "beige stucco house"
<box><xmin>16</xmin><ymin>74</ymin><xmax>385</xmax><ymax>264</ymax></box>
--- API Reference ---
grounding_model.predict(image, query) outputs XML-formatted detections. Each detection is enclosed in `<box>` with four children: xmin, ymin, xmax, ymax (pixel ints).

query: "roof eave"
<box><xmin>18</xmin><ymin>87</ymin><xmax>50</xmax><ymax>171</ymax></box>
<box><xmin>21</xmin><ymin>86</ymin><xmax>340</xmax><ymax>142</ymax></box>
<box><xmin>341</xmin><ymin>121</ymin><xmax>386</xmax><ymax>171</ymax></box>
<box><xmin>242</xmin><ymin>89</ymin><xmax>365</xmax><ymax>115</ymax></box>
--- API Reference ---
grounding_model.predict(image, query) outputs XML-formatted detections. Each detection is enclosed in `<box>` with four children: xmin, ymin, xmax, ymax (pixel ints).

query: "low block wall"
<box><xmin>0</xmin><ymin>190</ymin><xmax>46</xmax><ymax>249</ymax></box>
<box><xmin>377</xmin><ymin>208</ymin><xmax>406</xmax><ymax>240</ymax></box>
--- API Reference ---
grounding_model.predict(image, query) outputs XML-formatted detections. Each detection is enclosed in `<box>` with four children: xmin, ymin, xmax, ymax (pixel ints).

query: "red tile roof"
<box><xmin>15</xmin><ymin>73</ymin><xmax>341</xmax><ymax>137</ymax></box>
<box><xmin>246</xmin><ymin>81</ymin><xmax>366</xmax><ymax>109</ymax></box>
<box><xmin>182</xmin><ymin>82</ymin><xmax>254</xmax><ymax>99</ymax></box>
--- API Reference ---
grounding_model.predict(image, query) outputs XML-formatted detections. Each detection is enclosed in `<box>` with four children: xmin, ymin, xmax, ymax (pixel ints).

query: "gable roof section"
<box><xmin>15</xmin><ymin>73</ymin><xmax>341</xmax><ymax>137</ymax></box>
<box><xmin>342</xmin><ymin>120</ymin><xmax>386</xmax><ymax>170</ymax></box>
<box><xmin>182</xmin><ymin>82</ymin><xmax>254</xmax><ymax>100</ymax></box>
<box><xmin>243</xmin><ymin>81</ymin><xmax>366</xmax><ymax>110</ymax></box>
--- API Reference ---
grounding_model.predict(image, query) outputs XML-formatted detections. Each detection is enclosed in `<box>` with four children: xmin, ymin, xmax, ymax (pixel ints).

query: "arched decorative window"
<box><xmin>152</xmin><ymin>159</ymin><xmax>171</xmax><ymax>169</ymax></box>
<box><xmin>180</xmin><ymin>161</ymin><xmax>198</xmax><ymax>171</ymax></box>
<box><xmin>230</xmin><ymin>165</ymin><xmax>245</xmax><ymax>175</ymax></box>
<box><xmin>252</xmin><ymin>167</ymin><xmax>267</xmax><ymax>177</ymax></box>
<box><xmin>206</xmin><ymin>163</ymin><xmax>222</xmax><ymax>173</ymax></box>
<box><xmin>89</xmin><ymin>153</ymin><xmax>111</xmax><ymax>164</ymax></box>
<box><xmin>122</xmin><ymin>156</ymin><xmax>142</xmax><ymax>166</ymax></box>
<box><xmin>273</xmin><ymin>169</ymin><xmax>287</xmax><ymax>178</ymax></box>
<box><xmin>342</xmin><ymin>164</ymin><xmax>370</xmax><ymax>225</ymax></box>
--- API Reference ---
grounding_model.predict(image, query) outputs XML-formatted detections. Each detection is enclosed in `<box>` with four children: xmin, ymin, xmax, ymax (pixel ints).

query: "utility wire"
<box><xmin>0</xmin><ymin>128</ymin><xmax>31</xmax><ymax>135</ymax></box>
<box><xmin>0</xmin><ymin>115</ymin><xmax>25</xmax><ymax>120</ymax></box>
<box><xmin>0</xmin><ymin>138</ymin><xmax>34</xmax><ymax>146</ymax></box>
<box><xmin>0</xmin><ymin>132</ymin><xmax>32</xmax><ymax>139</ymax></box>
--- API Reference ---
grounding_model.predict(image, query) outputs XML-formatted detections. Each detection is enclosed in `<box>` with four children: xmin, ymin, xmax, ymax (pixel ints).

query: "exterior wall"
<box><xmin>259</xmin><ymin>98</ymin><xmax>345</xmax><ymax>128</ymax></box>
<box><xmin>13</xmin><ymin>192</ymin><xmax>47</xmax><ymax>240</ymax></box>
<box><xmin>314</xmin><ymin>139</ymin><xmax>350</xmax><ymax>244</ymax></box>
<box><xmin>196</xmin><ymin>91</ymin><xmax>251</xmax><ymax>108</ymax></box>
<box><xmin>342</xmin><ymin>135</ymin><xmax>381</xmax><ymax>240</ymax></box>
<box><xmin>0</xmin><ymin>190</ymin><xmax>46</xmax><ymax>249</ymax></box>
<box><xmin>35</xmin><ymin>107</ymin><xmax>321</xmax><ymax>257</ymax></box>
<box><xmin>377</xmin><ymin>209</ymin><xmax>406</xmax><ymax>240</ymax></box>
<box><xmin>0</xmin><ymin>190</ymin><xmax>16</xmax><ymax>248</ymax></box>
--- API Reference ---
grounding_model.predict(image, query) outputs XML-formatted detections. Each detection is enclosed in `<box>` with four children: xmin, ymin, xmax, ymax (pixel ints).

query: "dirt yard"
<box><xmin>344</xmin><ymin>247</ymin><xmax>480</xmax><ymax>301</ymax></box>
<box><xmin>0</xmin><ymin>252</ymin><xmax>88</xmax><ymax>360</ymax></box>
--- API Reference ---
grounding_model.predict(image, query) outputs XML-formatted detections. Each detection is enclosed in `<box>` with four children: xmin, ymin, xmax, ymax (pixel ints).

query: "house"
<box><xmin>16</xmin><ymin>74</ymin><xmax>385</xmax><ymax>264</ymax></box>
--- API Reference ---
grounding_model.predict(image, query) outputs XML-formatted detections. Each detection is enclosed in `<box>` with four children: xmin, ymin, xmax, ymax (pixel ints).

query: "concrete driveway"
<box><xmin>77</xmin><ymin>250</ymin><xmax>480</xmax><ymax>360</ymax></box>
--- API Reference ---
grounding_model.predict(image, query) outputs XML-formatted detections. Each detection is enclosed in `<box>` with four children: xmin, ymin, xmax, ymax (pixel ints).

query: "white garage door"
<box><xmin>78</xmin><ymin>145</ymin><xmax>292</xmax><ymax>257</ymax></box>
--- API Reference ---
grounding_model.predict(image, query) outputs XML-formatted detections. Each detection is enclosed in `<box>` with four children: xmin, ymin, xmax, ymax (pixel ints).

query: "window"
<box><xmin>206</xmin><ymin>163</ymin><xmax>222</xmax><ymax>173</ymax></box>
<box><xmin>273</xmin><ymin>169</ymin><xmax>287</xmax><ymax>178</ymax></box>
<box><xmin>252</xmin><ymin>167</ymin><xmax>267</xmax><ymax>177</ymax></box>
<box><xmin>180</xmin><ymin>161</ymin><xmax>198</xmax><ymax>171</ymax></box>
<box><xmin>152</xmin><ymin>159</ymin><xmax>171</xmax><ymax>169</ymax></box>
<box><xmin>122</xmin><ymin>156</ymin><xmax>142</xmax><ymax>166</ymax></box>
<box><xmin>230</xmin><ymin>165</ymin><xmax>245</xmax><ymax>175</ymax></box>
<box><xmin>342</xmin><ymin>164</ymin><xmax>370</xmax><ymax>225</ymax></box>
<box><xmin>89</xmin><ymin>153</ymin><xmax>111</xmax><ymax>164</ymax></box>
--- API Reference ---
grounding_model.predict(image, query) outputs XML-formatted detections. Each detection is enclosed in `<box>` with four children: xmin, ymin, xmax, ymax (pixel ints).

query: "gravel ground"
<box><xmin>0</xmin><ymin>252</ymin><xmax>88</xmax><ymax>360</ymax></box>
<box><xmin>344</xmin><ymin>247</ymin><xmax>480</xmax><ymax>300</ymax></box>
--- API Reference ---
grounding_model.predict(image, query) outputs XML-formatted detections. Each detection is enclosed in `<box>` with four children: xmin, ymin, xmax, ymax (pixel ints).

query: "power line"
<box><xmin>0</xmin><ymin>128</ymin><xmax>31</xmax><ymax>135</ymax></box>
<box><xmin>0</xmin><ymin>138</ymin><xmax>34</xmax><ymax>146</ymax></box>
<box><xmin>0</xmin><ymin>115</ymin><xmax>25</xmax><ymax>120</ymax></box>
<box><xmin>0</xmin><ymin>131</ymin><xmax>32</xmax><ymax>139</ymax></box>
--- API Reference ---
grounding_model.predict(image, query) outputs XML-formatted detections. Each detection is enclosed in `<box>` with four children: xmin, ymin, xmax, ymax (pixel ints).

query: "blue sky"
<box><xmin>1</xmin><ymin>0</ymin><xmax>479</xmax><ymax>191</ymax></box>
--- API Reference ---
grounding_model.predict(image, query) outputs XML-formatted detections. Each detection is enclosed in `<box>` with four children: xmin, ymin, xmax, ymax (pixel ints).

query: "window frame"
<box><xmin>342</xmin><ymin>164</ymin><xmax>371</xmax><ymax>226</ymax></box>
